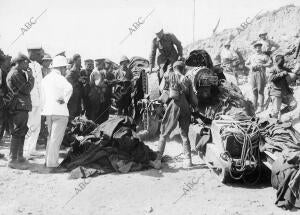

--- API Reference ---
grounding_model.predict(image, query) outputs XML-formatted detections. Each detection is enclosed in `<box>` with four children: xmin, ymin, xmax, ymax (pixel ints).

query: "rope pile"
<box><xmin>220</xmin><ymin>120</ymin><xmax>262</xmax><ymax>184</ymax></box>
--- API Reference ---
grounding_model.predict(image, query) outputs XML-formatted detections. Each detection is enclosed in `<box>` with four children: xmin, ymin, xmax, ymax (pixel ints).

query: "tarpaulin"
<box><xmin>59</xmin><ymin>116</ymin><xmax>156</xmax><ymax>178</ymax></box>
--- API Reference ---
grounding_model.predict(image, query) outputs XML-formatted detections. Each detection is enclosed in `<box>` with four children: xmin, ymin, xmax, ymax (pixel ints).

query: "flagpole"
<box><xmin>193</xmin><ymin>0</ymin><xmax>195</xmax><ymax>45</ymax></box>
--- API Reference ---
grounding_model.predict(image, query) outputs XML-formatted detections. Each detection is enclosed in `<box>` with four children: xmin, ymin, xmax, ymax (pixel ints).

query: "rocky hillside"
<box><xmin>184</xmin><ymin>4</ymin><xmax>300</xmax><ymax>69</ymax></box>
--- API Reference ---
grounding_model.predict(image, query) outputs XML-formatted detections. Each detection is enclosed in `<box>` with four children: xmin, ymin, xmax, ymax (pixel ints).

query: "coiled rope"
<box><xmin>220</xmin><ymin>120</ymin><xmax>262</xmax><ymax>184</ymax></box>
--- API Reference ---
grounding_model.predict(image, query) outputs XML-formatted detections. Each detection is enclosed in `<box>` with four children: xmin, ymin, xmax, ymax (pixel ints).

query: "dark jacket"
<box><xmin>149</xmin><ymin>33</ymin><xmax>183</xmax><ymax>67</ymax></box>
<box><xmin>66</xmin><ymin>68</ymin><xmax>83</xmax><ymax>118</ymax></box>
<box><xmin>80</xmin><ymin>69</ymin><xmax>93</xmax><ymax>112</ymax></box>
<box><xmin>6</xmin><ymin>67</ymin><xmax>34</xmax><ymax>111</ymax></box>
<box><xmin>0</xmin><ymin>68</ymin><xmax>8</xmax><ymax>110</ymax></box>
<box><xmin>269</xmin><ymin>66</ymin><xmax>292</xmax><ymax>97</ymax></box>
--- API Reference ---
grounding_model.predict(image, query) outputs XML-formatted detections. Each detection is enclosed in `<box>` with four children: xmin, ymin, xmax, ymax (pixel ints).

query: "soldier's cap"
<box><xmin>27</xmin><ymin>45</ymin><xmax>42</xmax><ymax>51</ymax></box>
<box><xmin>42</xmin><ymin>53</ymin><xmax>52</xmax><ymax>61</ymax></box>
<box><xmin>84</xmin><ymin>59</ymin><xmax>94</xmax><ymax>63</ymax></box>
<box><xmin>95</xmin><ymin>58</ymin><xmax>105</xmax><ymax>63</ymax></box>
<box><xmin>173</xmin><ymin>61</ymin><xmax>185</xmax><ymax>69</ymax></box>
<box><xmin>120</xmin><ymin>55</ymin><xmax>130</xmax><ymax>64</ymax></box>
<box><xmin>253</xmin><ymin>41</ymin><xmax>263</xmax><ymax>47</ymax></box>
<box><xmin>259</xmin><ymin>31</ymin><xmax>267</xmax><ymax>37</ymax></box>
<box><xmin>12</xmin><ymin>53</ymin><xmax>30</xmax><ymax>64</ymax></box>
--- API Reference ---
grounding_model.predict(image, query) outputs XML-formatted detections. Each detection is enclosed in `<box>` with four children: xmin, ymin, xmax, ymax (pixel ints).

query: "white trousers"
<box><xmin>45</xmin><ymin>115</ymin><xmax>68</xmax><ymax>167</ymax></box>
<box><xmin>24</xmin><ymin>106</ymin><xmax>41</xmax><ymax>156</ymax></box>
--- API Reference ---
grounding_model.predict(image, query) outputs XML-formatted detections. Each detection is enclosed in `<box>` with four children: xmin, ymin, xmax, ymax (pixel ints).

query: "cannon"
<box><xmin>186</xmin><ymin>49</ymin><xmax>260</xmax><ymax>183</ymax></box>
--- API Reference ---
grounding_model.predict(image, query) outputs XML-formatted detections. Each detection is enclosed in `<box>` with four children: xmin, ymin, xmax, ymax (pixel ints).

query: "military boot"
<box><xmin>149</xmin><ymin>137</ymin><xmax>166</xmax><ymax>169</ymax></box>
<box><xmin>182</xmin><ymin>137</ymin><xmax>193</xmax><ymax>168</ymax></box>
<box><xmin>8</xmin><ymin>137</ymin><xmax>28</xmax><ymax>170</ymax></box>
<box><xmin>17</xmin><ymin>137</ymin><xmax>27</xmax><ymax>163</ymax></box>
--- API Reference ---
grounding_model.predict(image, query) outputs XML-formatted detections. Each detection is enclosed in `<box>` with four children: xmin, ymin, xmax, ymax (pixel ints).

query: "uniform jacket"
<box><xmin>246</xmin><ymin>52</ymin><xmax>272</xmax><ymax>73</ymax></box>
<box><xmin>0</xmin><ymin>68</ymin><xmax>8</xmax><ymax>110</ymax></box>
<box><xmin>149</xmin><ymin>33</ymin><xmax>183</xmax><ymax>67</ymax></box>
<box><xmin>6</xmin><ymin>67</ymin><xmax>34</xmax><ymax>111</ymax></box>
<box><xmin>41</xmin><ymin>69</ymin><xmax>73</xmax><ymax>116</ymax></box>
<box><xmin>220</xmin><ymin>48</ymin><xmax>239</xmax><ymax>65</ymax></box>
<box><xmin>80</xmin><ymin>69</ymin><xmax>93</xmax><ymax>111</ymax></box>
<box><xmin>160</xmin><ymin>70</ymin><xmax>198</xmax><ymax>108</ymax></box>
<box><xmin>66</xmin><ymin>67</ymin><xmax>83</xmax><ymax>117</ymax></box>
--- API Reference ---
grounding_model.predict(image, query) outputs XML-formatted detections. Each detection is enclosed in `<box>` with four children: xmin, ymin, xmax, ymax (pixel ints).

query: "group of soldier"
<box><xmin>0</xmin><ymin>27</ymin><xmax>300</xmax><ymax>170</ymax></box>
<box><xmin>216</xmin><ymin>31</ymin><xmax>300</xmax><ymax>117</ymax></box>
<box><xmin>0</xmin><ymin>46</ymin><xmax>137</xmax><ymax>170</ymax></box>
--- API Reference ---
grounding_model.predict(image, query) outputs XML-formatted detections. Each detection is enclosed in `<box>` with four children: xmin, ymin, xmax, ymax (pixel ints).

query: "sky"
<box><xmin>0</xmin><ymin>0</ymin><xmax>299</xmax><ymax>63</ymax></box>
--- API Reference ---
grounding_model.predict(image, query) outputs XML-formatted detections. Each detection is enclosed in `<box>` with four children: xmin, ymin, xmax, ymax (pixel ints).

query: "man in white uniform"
<box><xmin>41</xmin><ymin>56</ymin><xmax>72</xmax><ymax>168</ymax></box>
<box><xmin>24</xmin><ymin>46</ymin><xmax>44</xmax><ymax>158</ymax></box>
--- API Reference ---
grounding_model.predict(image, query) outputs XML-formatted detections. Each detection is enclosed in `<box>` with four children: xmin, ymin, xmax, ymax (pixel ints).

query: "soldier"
<box><xmin>88</xmin><ymin>59</ymin><xmax>112</xmax><ymax>124</ymax></box>
<box><xmin>220</xmin><ymin>40</ymin><xmax>240</xmax><ymax>85</ymax></box>
<box><xmin>258</xmin><ymin>31</ymin><xmax>280</xmax><ymax>57</ymax></box>
<box><xmin>6</xmin><ymin>53</ymin><xmax>34</xmax><ymax>169</ymax></box>
<box><xmin>103</xmin><ymin>59</ymin><xmax>115</xmax><ymax>80</ymax></box>
<box><xmin>80</xmin><ymin>59</ymin><xmax>94</xmax><ymax>117</ymax></box>
<box><xmin>246</xmin><ymin>41</ymin><xmax>272</xmax><ymax>113</ymax></box>
<box><xmin>24</xmin><ymin>46</ymin><xmax>44</xmax><ymax>158</ymax></box>
<box><xmin>66</xmin><ymin>54</ymin><xmax>83</xmax><ymax>120</ymax></box>
<box><xmin>0</xmin><ymin>51</ymin><xmax>7</xmax><ymax>158</ymax></box>
<box><xmin>149</xmin><ymin>28</ymin><xmax>183</xmax><ymax>84</ymax></box>
<box><xmin>0</xmin><ymin>52</ymin><xmax>11</xmax><ymax>149</ymax></box>
<box><xmin>151</xmin><ymin>61</ymin><xmax>198</xmax><ymax>169</ymax></box>
<box><xmin>41</xmin><ymin>53</ymin><xmax>52</xmax><ymax>77</ymax></box>
<box><xmin>115</xmin><ymin>56</ymin><xmax>133</xmax><ymax>115</ymax></box>
<box><xmin>269</xmin><ymin>55</ymin><xmax>296</xmax><ymax>120</ymax></box>
<box><xmin>81</xmin><ymin>59</ymin><xmax>94</xmax><ymax>80</ymax></box>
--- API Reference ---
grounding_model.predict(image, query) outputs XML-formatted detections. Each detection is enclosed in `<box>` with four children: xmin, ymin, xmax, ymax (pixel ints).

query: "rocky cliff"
<box><xmin>184</xmin><ymin>4</ymin><xmax>300</xmax><ymax>69</ymax></box>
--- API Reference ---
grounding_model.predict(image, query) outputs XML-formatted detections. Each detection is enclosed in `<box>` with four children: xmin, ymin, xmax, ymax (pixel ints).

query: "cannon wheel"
<box><xmin>198</xmin><ymin>145</ymin><xmax>232</xmax><ymax>184</ymax></box>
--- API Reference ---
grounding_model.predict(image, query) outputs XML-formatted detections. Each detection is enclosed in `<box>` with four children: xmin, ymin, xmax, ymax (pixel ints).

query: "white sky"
<box><xmin>0</xmin><ymin>0</ymin><xmax>299</xmax><ymax>63</ymax></box>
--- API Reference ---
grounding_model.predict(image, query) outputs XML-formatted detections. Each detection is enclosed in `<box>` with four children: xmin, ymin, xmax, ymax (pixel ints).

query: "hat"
<box><xmin>120</xmin><ymin>56</ymin><xmax>129</xmax><ymax>64</ymax></box>
<box><xmin>84</xmin><ymin>59</ymin><xmax>93</xmax><ymax>63</ymax></box>
<box><xmin>259</xmin><ymin>31</ymin><xmax>267</xmax><ymax>37</ymax></box>
<box><xmin>95</xmin><ymin>58</ymin><xmax>105</xmax><ymax>63</ymax></box>
<box><xmin>104</xmin><ymin>58</ymin><xmax>112</xmax><ymax>64</ymax></box>
<box><xmin>253</xmin><ymin>41</ymin><xmax>263</xmax><ymax>47</ymax></box>
<box><xmin>50</xmin><ymin>55</ymin><xmax>69</xmax><ymax>68</ymax></box>
<box><xmin>27</xmin><ymin>45</ymin><xmax>42</xmax><ymax>51</ymax></box>
<box><xmin>173</xmin><ymin>61</ymin><xmax>185</xmax><ymax>69</ymax></box>
<box><xmin>42</xmin><ymin>53</ymin><xmax>52</xmax><ymax>61</ymax></box>
<box><xmin>12</xmin><ymin>53</ymin><xmax>30</xmax><ymax>64</ymax></box>
<box><xmin>55</xmin><ymin>51</ymin><xmax>66</xmax><ymax>57</ymax></box>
